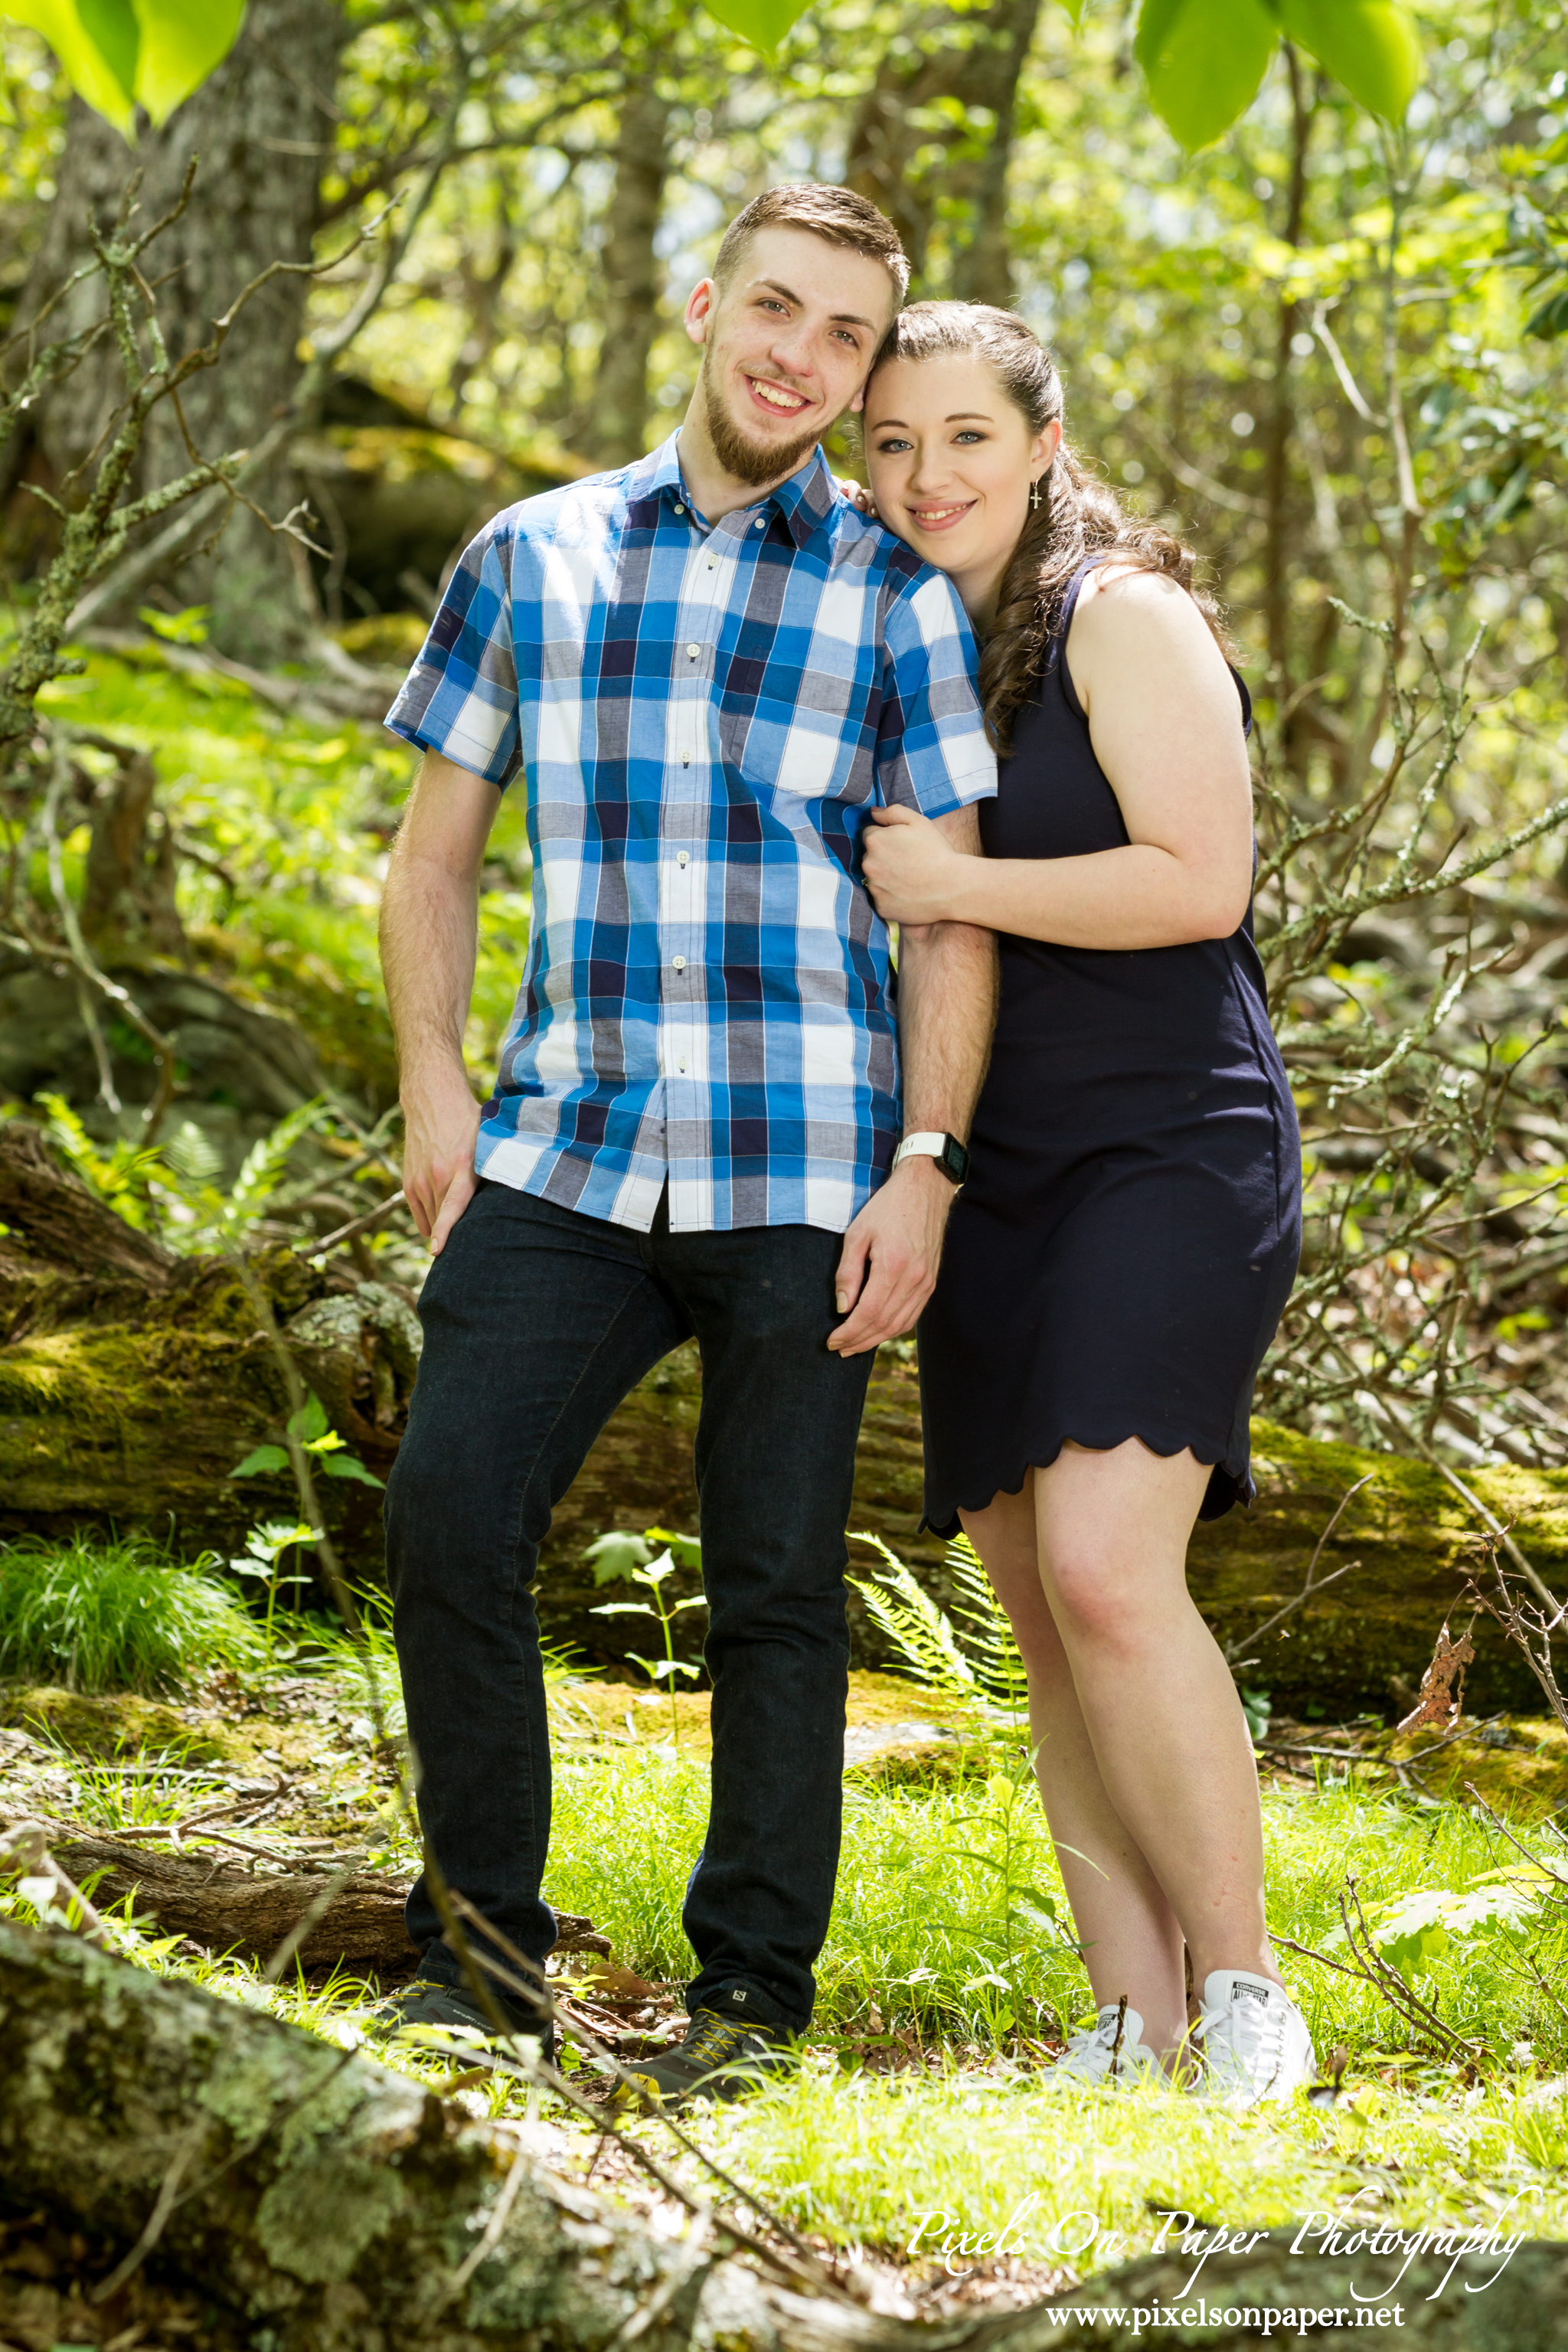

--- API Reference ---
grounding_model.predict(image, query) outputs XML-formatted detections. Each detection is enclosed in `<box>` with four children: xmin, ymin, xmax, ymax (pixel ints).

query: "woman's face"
<box><xmin>862</xmin><ymin>352</ymin><xmax>1057</xmax><ymax>617</ymax></box>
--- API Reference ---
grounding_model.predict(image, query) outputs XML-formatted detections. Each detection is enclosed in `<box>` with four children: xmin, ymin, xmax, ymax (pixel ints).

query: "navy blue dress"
<box><xmin>919</xmin><ymin>559</ymin><xmax>1301</xmax><ymax>1534</ymax></box>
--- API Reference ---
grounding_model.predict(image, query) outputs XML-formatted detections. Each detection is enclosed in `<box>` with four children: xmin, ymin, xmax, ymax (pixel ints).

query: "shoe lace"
<box><xmin>1199</xmin><ymin>1993</ymin><xmax>1283</xmax><ymax>2091</ymax></box>
<box><xmin>682</xmin><ymin>2010</ymin><xmax>755</xmax><ymax>2069</ymax></box>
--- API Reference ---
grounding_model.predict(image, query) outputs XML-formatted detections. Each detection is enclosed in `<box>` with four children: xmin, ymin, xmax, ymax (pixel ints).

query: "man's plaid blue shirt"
<box><xmin>385</xmin><ymin>433</ymin><xmax>996</xmax><ymax>1233</ymax></box>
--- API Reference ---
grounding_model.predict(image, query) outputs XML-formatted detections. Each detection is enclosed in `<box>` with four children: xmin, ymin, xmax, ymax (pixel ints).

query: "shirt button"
<box><xmin>676</xmin><ymin>851</ymin><xmax>689</xmax><ymax>866</ymax></box>
<box><xmin>674</xmin><ymin>501</ymin><xmax>684</xmax><ymax>514</ymax></box>
<box><xmin>707</xmin><ymin>559</ymin><xmax>715</xmax><ymax>570</ymax></box>
<box><xmin>754</xmin><ymin>518</ymin><xmax>765</xmax><ymax>531</ymax></box>
<box><xmin>686</xmin><ymin>642</ymin><xmax>700</xmax><ymax>658</ymax></box>
<box><xmin>672</xmin><ymin>956</ymin><xmax>686</xmax><ymax>972</ymax></box>
<box><xmin>678</xmin><ymin>1060</ymin><xmax>688</xmax><ymax>1073</ymax></box>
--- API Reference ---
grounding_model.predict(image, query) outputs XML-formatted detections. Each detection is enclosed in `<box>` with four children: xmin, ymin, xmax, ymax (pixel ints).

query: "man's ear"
<box><xmin>684</xmin><ymin>276</ymin><xmax>717</xmax><ymax>348</ymax></box>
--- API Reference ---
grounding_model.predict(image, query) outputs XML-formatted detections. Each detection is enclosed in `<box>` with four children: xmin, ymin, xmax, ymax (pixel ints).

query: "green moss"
<box><xmin>0</xmin><ymin>1684</ymin><xmax>234</xmax><ymax>1763</ymax></box>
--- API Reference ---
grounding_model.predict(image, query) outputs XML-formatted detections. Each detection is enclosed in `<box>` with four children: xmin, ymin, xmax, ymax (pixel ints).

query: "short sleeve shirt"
<box><xmin>385</xmin><ymin>433</ymin><xmax>996</xmax><ymax>1233</ymax></box>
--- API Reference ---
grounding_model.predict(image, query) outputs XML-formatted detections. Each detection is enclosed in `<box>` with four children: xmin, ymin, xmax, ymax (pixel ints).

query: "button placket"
<box><xmin>662</xmin><ymin>517</ymin><xmax>724</xmax><ymax>1096</ymax></box>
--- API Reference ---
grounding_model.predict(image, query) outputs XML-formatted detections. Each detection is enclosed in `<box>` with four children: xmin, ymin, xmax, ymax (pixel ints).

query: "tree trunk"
<box><xmin>585</xmin><ymin>80</ymin><xmax>672</xmax><ymax>467</ymax></box>
<box><xmin>845</xmin><ymin>0</ymin><xmax>1043</xmax><ymax>302</ymax></box>
<box><xmin>0</xmin><ymin>1920</ymin><xmax>1560</xmax><ymax>2351</ymax></box>
<box><xmin>4</xmin><ymin>1118</ymin><xmax>1566</xmax><ymax>1715</ymax></box>
<box><xmin>8</xmin><ymin>0</ymin><xmax>351</xmax><ymax>665</ymax></box>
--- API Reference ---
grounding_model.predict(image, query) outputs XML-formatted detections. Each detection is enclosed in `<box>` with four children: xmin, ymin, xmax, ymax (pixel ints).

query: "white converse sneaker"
<box><xmin>1050</xmin><ymin>2003</ymin><xmax>1163</xmax><ymax>2088</ymax></box>
<box><xmin>1194</xmin><ymin>1970</ymin><xmax>1315</xmax><ymax>2105</ymax></box>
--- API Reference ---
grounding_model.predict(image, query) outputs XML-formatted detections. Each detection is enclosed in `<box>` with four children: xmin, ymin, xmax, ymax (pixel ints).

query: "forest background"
<box><xmin>5</xmin><ymin>3</ymin><xmax>1568</xmax><ymax>2341</ymax></box>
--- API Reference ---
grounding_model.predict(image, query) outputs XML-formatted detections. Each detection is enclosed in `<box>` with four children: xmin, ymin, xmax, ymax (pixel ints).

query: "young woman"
<box><xmin>858</xmin><ymin>303</ymin><xmax>1311</xmax><ymax>2103</ymax></box>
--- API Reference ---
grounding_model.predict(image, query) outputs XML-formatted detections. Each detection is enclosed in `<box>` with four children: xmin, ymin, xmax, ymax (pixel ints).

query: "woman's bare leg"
<box><xmin>963</xmin><ymin>1441</ymin><xmax>1281</xmax><ymax>2067</ymax></box>
<box><xmin>962</xmin><ymin>1478</ymin><xmax>1188</xmax><ymax>2057</ymax></box>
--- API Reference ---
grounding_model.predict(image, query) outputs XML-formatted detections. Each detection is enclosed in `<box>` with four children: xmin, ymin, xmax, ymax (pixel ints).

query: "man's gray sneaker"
<box><xmin>614</xmin><ymin>1991</ymin><xmax>795</xmax><ymax>2109</ymax></box>
<box><xmin>373</xmin><ymin>1972</ymin><xmax>555</xmax><ymax>2063</ymax></box>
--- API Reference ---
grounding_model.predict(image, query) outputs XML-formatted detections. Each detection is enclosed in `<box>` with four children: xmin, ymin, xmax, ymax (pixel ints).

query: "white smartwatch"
<box><xmin>892</xmin><ymin>1131</ymin><xmax>970</xmax><ymax>1186</ymax></box>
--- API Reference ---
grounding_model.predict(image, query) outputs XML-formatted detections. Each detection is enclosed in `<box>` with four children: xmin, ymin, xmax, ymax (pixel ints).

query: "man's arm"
<box><xmin>379</xmin><ymin>749</ymin><xmax>501</xmax><ymax>1253</ymax></box>
<box><xmin>828</xmin><ymin>804</ymin><xmax>997</xmax><ymax>1357</ymax></box>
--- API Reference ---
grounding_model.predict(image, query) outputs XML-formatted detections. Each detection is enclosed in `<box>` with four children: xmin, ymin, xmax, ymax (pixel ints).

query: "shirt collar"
<box><xmin>635</xmin><ymin>433</ymin><xmax>837</xmax><ymax>552</ymax></box>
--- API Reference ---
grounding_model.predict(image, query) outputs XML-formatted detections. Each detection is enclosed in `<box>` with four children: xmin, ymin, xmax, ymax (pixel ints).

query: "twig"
<box><xmin>439</xmin><ymin>1891</ymin><xmax>851</xmax><ymax>2299</ymax></box>
<box><xmin>87</xmin><ymin>2121</ymin><xmax>206</xmax><ymax>2303</ymax></box>
<box><xmin>1223</xmin><ymin>1473</ymin><xmax>1374</xmax><ymax>1666</ymax></box>
<box><xmin>302</xmin><ymin>1189</ymin><xmax>407</xmax><ymax>1257</ymax></box>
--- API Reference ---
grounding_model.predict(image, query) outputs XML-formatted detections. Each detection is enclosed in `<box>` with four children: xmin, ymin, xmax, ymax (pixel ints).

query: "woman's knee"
<box><xmin>1043</xmin><ymin>1547</ymin><xmax>1158</xmax><ymax>1648</ymax></box>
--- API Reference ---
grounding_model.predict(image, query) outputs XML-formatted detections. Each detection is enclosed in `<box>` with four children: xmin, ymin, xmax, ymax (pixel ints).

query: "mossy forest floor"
<box><xmin>5</xmin><ymin>1652</ymin><xmax>1568</xmax><ymax>2344</ymax></box>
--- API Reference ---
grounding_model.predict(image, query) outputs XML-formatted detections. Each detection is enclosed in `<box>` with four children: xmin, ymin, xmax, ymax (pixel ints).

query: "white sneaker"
<box><xmin>1050</xmin><ymin>2003</ymin><xmax>1163</xmax><ymax>2088</ymax></box>
<box><xmin>1194</xmin><ymin>1970</ymin><xmax>1315</xmax><ymax>2105</ymax></box>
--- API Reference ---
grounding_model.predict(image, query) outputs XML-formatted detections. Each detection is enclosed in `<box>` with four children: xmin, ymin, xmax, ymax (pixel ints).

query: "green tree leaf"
<box><xmin>79</xmin><ymin>0</ymin><xmax>138</xmax><ymax>98</ymax></box>
<box><xmin>583</xmin><ymin>1530</ymin><xmax>654</xmax><ymax>1586</ymax></box>
<box><xmin>1</xmin><ymin>0</ymin><xmax>245</xmax><ymax>133</ymax></box>
<box><xmin>3</xmin><ymin>0</ymin><xmax>137</xmax><ymax>127</ymax></box>
<box><xmin>322</xmin><ymin>1452</ymin><xmax>385</xmax><ymax>1487</ymax></box>
<box><xmin>1135</xmin><ymin>0</ymin><xmax>1279</xmax><ymax>152</ymax></box>
<box><xmin>287</xmin><ymin>1392</ymin><xmax>330</xmax><ymax>1446</ymax></box>
<box><xmin>231</xmin><ymin>1443</ymin><xmax>289</xmax><ymax>1478</ymax></box>
<box><xmin>134</xmin><ymin>0</ymin><xmax>246</xmax><ymax>126</ymax></box>
<box><xmin>1279</xmin><ymin>0</ymin><xmax>1421</xmax><ymax>123</ymax></box>
<box><xmin>700</xmin><ymin>0</ymin><xmax>808</xmax><ymax>57</ymax></box>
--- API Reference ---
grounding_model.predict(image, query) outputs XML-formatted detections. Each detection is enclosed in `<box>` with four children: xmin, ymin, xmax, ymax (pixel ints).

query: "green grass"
<box><xmin>9</xmin><ymin>1740</ymin><xmax>1563</xmax><ymax>2279</ymax></box>
<box><xmin>544</xmin><ymin>1753</ymin><xmax>1568</xmax><ymax>2061</ymax></box>
<box><xmin>6</xmin><ymin>1520</ymin><xmax>1568</xmax><ymax>2278</ymax></box>
<box><xmin>24</xmin><ymin>1721</ymin><xmax>232</xmax><ymax>1832</ymax></box>
<box><xmin>0</xmin><ymin>1534</ymin><xmax>263</xmax><ymax>1695</ymax></box>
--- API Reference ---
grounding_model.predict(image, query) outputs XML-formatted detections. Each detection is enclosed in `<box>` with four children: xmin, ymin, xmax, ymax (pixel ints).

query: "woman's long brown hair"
<box><xmin>868</xmin><ymin>302</ymin><xmax>1229</xmax><ymax>755</ymax></box>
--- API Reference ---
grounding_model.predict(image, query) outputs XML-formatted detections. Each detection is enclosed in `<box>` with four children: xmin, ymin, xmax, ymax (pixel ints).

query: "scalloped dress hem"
<box><xmin>920</xmin><ymin>1432</ymin><xmax>1255</xmax><ymax>1543</ymax></box>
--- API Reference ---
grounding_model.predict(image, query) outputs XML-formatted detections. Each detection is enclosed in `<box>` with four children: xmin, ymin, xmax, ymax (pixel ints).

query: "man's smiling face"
<box><xmin>685</xmin><ymin>226</ymin><xmax>899</xmax><ymax>490</ymax></box>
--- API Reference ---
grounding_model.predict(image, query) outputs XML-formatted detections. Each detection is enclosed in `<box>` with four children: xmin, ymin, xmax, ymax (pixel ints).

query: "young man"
<box><xmin>378</xmin><ymin>183</ymin><xmax>997</xmax><ymax>2103</ymax></box>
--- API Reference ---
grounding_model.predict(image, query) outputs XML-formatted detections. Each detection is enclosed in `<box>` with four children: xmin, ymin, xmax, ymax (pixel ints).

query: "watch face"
<box><xmin>939</xmin><ymin>1135</ymin><xmax>969</xmax><ymax>1184</ymax></box>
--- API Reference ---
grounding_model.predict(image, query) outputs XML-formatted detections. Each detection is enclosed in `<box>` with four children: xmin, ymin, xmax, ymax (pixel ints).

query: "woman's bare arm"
<box><xmin>861</xmin><ymin>569</ymin><xmax>1254</xmax><ymax>949</ymax></box>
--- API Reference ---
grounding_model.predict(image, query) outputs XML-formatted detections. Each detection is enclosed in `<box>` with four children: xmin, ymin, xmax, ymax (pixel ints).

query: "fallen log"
<box><xmin>0</xmin><ymin>1919</ymin><xmax>1562</xmax><ymax>2352</ymax></box>
<box><xmin>4</xmin><ymin>1116</ymin><xmax>1567</xmax><ymax>1715</ymax></box>
<box><xmin>4</xmin><ymin>1811</ymin><xmax>410</xmax><ymax>1968</ymax></box>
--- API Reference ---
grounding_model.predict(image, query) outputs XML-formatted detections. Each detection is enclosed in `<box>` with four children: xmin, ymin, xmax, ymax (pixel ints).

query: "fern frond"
<box><xmin>225</xmin><ymin>1098</ymin><xmax>325</xmax><ymax>1231</ymax></box>
<box><xmin>848</xmin><ymin>1531</ymin><xmax>978</xmax><ymax>1698</ymax></box>
<box><xmin>945</xmin><ymin>1533</ymin><xmax>1029</xmax><ymax>1717</ymax></box>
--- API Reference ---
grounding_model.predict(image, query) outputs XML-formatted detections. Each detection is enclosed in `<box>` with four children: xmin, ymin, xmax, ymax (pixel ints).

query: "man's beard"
<box><xmin>702</xmin><ymin>358</ymin><xmax>819</xmax><ymax>488</ymax></box>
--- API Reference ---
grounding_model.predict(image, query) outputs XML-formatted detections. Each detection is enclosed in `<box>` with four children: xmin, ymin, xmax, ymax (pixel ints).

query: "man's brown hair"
<box><xmin>713</xmin><ymin>182</ymin><xmax>909</xmax><ymax>304</ymax></box>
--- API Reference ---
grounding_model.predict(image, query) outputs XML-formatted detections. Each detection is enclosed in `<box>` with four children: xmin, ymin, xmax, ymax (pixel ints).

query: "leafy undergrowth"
<box><xmin>31</xmin><ymin>642</ymin><xmax>533</xmax><ymax>1093</ymax></box>
<box><xmin>5</xmin><ymin>1641</ymin><xmax>1568</xmax><ymax>2315</ymax></box>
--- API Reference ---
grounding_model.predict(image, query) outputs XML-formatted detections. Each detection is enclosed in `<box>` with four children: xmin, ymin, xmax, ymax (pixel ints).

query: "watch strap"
<box><xmin>893</xmin><ymin>1131</ymin><xmax>969</xmax><ymax>1184</ymax></box>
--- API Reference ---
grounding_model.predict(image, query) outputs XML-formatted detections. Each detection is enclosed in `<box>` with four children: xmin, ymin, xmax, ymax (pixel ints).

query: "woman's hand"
<box><xmin>834</xmin><ymin>474</ymin><xmax>879</xmax><ymax>521</ymax></box>
<box><xmin>861</xmin><ymin>803</ymin><xmax>971</xmax><ymax>926</ymax></box>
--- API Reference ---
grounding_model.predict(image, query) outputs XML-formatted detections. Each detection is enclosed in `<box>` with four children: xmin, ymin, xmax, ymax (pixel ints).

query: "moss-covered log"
<box><xmin>4</xmin><ymin>1117</ymin><xmax>1566</xmax><ymax>1716</ymax></box>
<box><xmin>0</xmin><ymin>1919</ymin><xmax>1563</xmax><ymax>2352</ymax></box>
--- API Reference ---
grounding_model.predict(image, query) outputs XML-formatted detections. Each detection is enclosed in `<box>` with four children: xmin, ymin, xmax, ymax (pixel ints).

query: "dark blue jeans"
<box><xmin>384</xmin><ymin>1181</ymin><xmax>874</xmax><ymax>2032</ymax></box>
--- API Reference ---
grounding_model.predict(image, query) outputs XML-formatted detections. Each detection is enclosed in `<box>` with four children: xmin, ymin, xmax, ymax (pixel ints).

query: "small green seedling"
<box><xmin>232</xmin><ymin>1391</ymin><xmax>385</xmax><ymax>1488</ymax></box>
<box><xmin>589</xmin><ymin>1531</ymin><xmax>707</xmax><ymax>1746</ymax></box>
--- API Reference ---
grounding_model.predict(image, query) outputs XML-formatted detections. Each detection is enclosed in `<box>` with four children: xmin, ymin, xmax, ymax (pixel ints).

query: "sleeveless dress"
<box><xmin>919</xmin><ymin>557</ymin><xmax>1301</xmax><ymax>1534</ymax></box>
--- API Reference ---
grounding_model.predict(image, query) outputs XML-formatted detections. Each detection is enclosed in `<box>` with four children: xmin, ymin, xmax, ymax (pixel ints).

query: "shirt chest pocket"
<box><xmin>717</xmin><ymin>661</ymin><xmax>878</xmax><ymax>805</ymax></box>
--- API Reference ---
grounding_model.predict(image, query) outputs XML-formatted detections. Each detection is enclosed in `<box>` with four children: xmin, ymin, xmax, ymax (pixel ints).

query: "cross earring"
<box><xmin>1029</xmin><ymin>479</ymin><xmax>1041</xmax><ymax>511</ymax></box>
